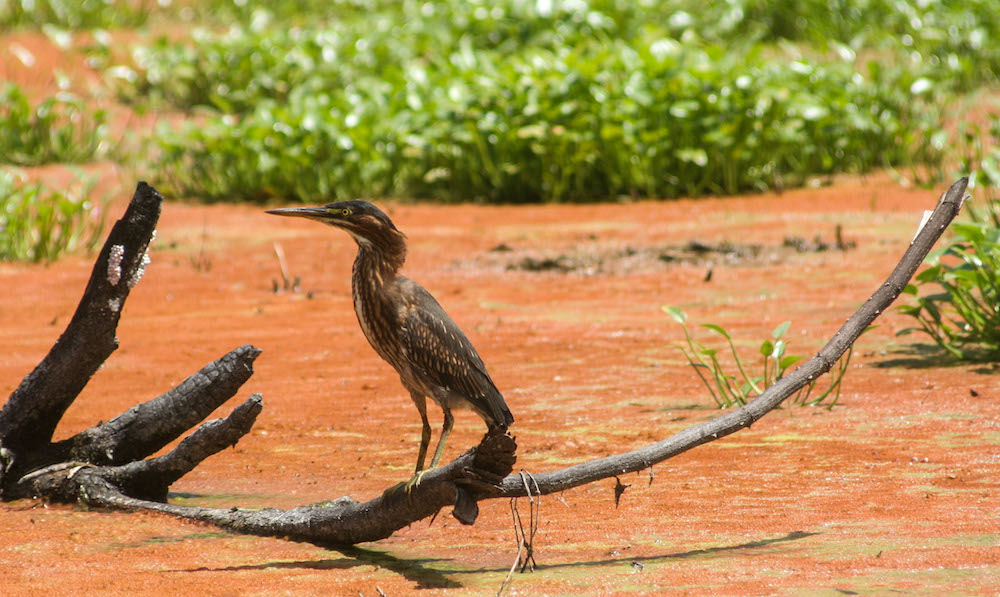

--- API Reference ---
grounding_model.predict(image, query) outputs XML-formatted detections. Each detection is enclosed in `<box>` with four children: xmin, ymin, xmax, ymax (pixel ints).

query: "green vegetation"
<box><xmin>688</xmin><ymin>0</ymin><xmax>1000</xmax><ymax>91</ymax></box>
<box><xmin>0</xmin><ymin>0</ymin><xmax>375</xmax><ymax>29</ymax></box>
<box><xmin>0</xmin><ymin>0</ymin><xmax>153</xmax><ymax>29</ymax></box>
<box><xmin>0</xmin><ymin>84</ymin><xmax>107</xmax><ymax>166</ymax></box>
<box><xmin>665</xmin><ymin>306</ymin><xmax>856</xmax><ymax>409</ymax></box>
<box><xmin>3</xmin><ymin>0</ymin><xmax>1000</xmax><ymax>263</ymax></box>
<box><xmin>897</xmin><ymin>221</ymin><xmax>1000</xmax><ymax>361</ymax></box>
<box><xmin>0</xmin><ymin>170</ymin><xmax>107</xmax><ymax>262</ymax></box>
<box><xmin>110</xmin><ymin>0</ymin><xmax>953</xmax><ymax>203</ymax></box>
<box><xmin>86</xmin><ymin>0</ymin><xmax>1000</xmax><ymax>204</ymax></box>
<box><xmin>896</xmin><ymin>115</ymin><xmax>1000</xmax><ymax>361</ymax></box>
<box><xmin>144</xmin><ymin>40</ymin><xmax>943</xmax><ymax>203</ymax></box>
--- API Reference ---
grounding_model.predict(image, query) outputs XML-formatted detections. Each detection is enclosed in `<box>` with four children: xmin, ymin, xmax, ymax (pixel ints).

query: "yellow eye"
<box><xmin>341</xmin><ymin>208</ymin><xmax>351</xmax><ymax>217</ymax></box>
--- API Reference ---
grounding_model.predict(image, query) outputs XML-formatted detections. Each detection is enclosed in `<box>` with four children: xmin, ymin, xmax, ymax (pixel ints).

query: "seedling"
<box><xmin>665</xmin><ymin>306</ymin><xmax>857</xmax><ymax>409</ymax></box>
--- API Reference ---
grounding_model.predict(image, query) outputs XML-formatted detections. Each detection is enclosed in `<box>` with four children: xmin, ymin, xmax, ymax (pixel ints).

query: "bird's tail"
<box><xmin>492</xmin><ymin>398</ymin><xmax>515</xmax><ymax>430</ymax></box>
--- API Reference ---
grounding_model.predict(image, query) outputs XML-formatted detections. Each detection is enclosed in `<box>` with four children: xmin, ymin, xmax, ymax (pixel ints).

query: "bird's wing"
<box><xmin>395</xmin><ymin>279</ymin><xmax>513</xmax><ymax>428</ymax></box>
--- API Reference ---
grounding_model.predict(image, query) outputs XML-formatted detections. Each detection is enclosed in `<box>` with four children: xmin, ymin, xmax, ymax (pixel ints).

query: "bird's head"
<box><xmin>266</xmin><ymin>200</ymin><xmax>405</xmax><ymax>257</ymax></box>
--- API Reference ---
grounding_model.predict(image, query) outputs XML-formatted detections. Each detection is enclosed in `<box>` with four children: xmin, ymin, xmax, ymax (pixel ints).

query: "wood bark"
<box><xmin>0</xmin><ymin>178</ymin><xmax>968</xmax><ymax>547</ymax></box>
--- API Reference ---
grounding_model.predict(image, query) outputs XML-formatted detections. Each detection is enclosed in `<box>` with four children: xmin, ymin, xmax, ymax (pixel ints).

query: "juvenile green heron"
<box><xmin>266</xmin><ymin>201</ymin><xmax>514</xmax><ymax>478</ymax></box>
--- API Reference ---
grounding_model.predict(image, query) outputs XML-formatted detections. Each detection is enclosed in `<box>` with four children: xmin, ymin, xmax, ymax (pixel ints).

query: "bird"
<box><xmin>266</xmin><ymin>200</ymin><xmax>514</xmax><ymax>482</ymax></box>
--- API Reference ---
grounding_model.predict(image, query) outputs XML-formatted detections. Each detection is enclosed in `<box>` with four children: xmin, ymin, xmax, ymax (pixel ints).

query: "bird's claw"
<box><xmin>405</xmin><ymin>469</ymin><xmax>429</xmax><ymax>492</ymax></box>
<box><xmin>381</xmin><ymin>469</ymin><xmax>431</xmax><ymax>501</ymax></box>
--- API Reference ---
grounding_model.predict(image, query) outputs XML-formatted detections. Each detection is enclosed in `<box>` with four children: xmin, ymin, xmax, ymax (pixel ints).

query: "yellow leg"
<box><xmin>405</xmin><ymin>405</ymin><xmax>452</xmax><ymax>493</ymax></box>
<box><xmin>399</xmin><ymin>392</ymin><xmax>433</xmax><ymax>494</ymax></box>
<box><xmin>411</xmin><ymin>391</ymin><xmax>431</xmax><ymax>474</ymax></box>
<box><xmin>429</xmin><ymin>409</ymin><xmax>454</xmax><ymax>469</ymax></box>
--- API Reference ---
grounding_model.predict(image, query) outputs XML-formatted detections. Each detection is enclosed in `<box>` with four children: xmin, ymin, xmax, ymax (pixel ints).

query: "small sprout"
<box><xmin>666</xmin><ymin>306</ymin><xmax>862</xmax><ymax>409</ymax></box>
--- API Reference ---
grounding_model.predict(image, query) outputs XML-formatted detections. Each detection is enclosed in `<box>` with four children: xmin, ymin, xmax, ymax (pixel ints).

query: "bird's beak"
<box><xmin>265</xmin><ymin>206</ymin><xmax>333</xmax><ymax>223</ymax></box>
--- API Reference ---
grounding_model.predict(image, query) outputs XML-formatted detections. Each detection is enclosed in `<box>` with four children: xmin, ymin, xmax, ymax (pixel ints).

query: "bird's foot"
<box><xmin>382</xmin><ymin>469</ymin><xmax>431</xmax><ymax>500</ymax></box>
<box><xmin>404</xmin><ymin>469</ymin><xmax>430</xmax><ymax>493</ymax></box>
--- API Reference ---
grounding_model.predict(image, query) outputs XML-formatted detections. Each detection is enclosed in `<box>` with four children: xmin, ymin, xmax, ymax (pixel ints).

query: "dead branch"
<box><xmin>493</xmin><ymin>177</ymin><xmax>968</xmax><ymax>498</ymax></box>
<box><xmin>0</xmin><ymin>184</ymin><xmax>263</xmax><ymax>504</ymax></box>
<box><xmin>0</xmin><ymin>178</ymin><xmax>968</xmax><ymax>548</ymax></box>
<box><xmin>0</xmin><ymin>182</ymin><xmax>160</xmax><ymax>456</ymax></box>
<box><xmin>57</xmin><ymin>345</ymin><xmax>262</xmax><ymax>466</ymax></box>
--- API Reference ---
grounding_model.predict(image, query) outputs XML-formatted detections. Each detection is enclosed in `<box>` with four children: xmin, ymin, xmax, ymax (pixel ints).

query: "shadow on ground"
<box><xmin>872</xmin><ymin>343</ymin><xmax>1000</xmax><ymax>373</ymax></box>
<box><xmin>170</xmin><ymin>530</ymin><xmax>818</xmax><ymax>590</ymax></box>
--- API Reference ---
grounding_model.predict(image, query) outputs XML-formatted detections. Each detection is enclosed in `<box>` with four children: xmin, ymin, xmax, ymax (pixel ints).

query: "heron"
<box><xmin>266</xmin><ymin>201</ymin><xmax>514</xmax><ymax>482</ymax></box>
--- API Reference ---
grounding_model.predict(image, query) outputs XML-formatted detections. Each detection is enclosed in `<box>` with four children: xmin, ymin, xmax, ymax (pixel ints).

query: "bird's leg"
<box><xmin>412</xmin><ymin>391</ymin><xmax>431</xmax><ymax>474</ymax></box>
<box><xmin>405</xmin><ymin>409</ymin><xmax>453</xmax><ymax>493</ymax></box>
<box><xmin>428</xmin><ymin>409</ymin><xmax>454</xmax><ymax>469</ymax></box>
<box><xmin>399</xmin><ymin>392</ymin><xmax>433</xmax><ymax>494</ymax></box>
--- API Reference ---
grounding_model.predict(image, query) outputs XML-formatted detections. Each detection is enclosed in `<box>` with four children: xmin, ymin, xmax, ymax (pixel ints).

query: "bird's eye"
<box><xmin>341</xmin><ymin>208</ymin><xmax>351</xmax><ymax>217</ymax></box>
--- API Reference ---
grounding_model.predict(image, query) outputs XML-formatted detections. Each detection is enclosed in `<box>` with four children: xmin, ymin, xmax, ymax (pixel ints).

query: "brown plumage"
<box><xmin>266</xmin><ymin>200</ymin><xmax>513</xmax><ymax>474</ymax></box>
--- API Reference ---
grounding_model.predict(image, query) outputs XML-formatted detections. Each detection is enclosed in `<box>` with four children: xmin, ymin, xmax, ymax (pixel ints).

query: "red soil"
<box><xmin>2</xmin><ymin>29</ymin><xmax>999</xmax><ymax>597</ymax></box>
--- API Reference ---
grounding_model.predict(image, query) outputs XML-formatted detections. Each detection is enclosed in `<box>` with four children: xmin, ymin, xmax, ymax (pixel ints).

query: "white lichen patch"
<box><xmin>107</xmin><ymin>244</ymin><xmax>125</xmax><ymax>285</ymax></box>
<box><xmin>128</xmin><ymin>251</ymin><xmax>151</xmax><ymax>288</ymax></box>
<box><xmin>108</xmin><ymin>297</ymin><xmax>121</xmax><ymax>313</ymax></box>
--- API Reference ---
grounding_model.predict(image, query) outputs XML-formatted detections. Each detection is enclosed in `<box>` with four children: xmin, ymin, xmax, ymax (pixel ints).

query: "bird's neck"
<box><xmin>351</xmin><ymin>236</ymin><xmax>406</xmax><ymax>292</ymax></box>
<box><xmin>350</xmin><ymin>241</ymin><xmax>406</xmax><ymax>363</ymax></box>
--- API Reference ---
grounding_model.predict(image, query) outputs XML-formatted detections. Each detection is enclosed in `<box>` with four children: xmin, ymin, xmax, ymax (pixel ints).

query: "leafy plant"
<box><xmin>895</xmin><ymin>110</ymin><xmax>1000</xmax><ymax>361</ymax></box>
<box><xmin>132</xmin><ymin>25</ymin><xmax>944</xmax><ymax>203</ymax></box>
<box><xmin>954</xmin><ymin>117</ymin><xmax>1000</xmax><ymax>228</ymax></box>
<box><xmin>664</xmin><ymin>306</ymin><xmax>856</xmax><ymax>409</ymax></box>
<box><xmin>896</xmin><ymin>221</ymin><xmax>1000</xmax><ymax>361</ymax></box>
<box><xmin>0</xmin><ymin>84</ymin><xmax>108</xmax><ymax>166</ymax></box>
<box><xmin>0</xmin><ymin>0</ymin><xmax>153</xmax><ymax>29</ymax></box>
<box><xmin>0</xmin><ymin>170</ymin><xmax>107</xmax><ymax>263</ymax></box>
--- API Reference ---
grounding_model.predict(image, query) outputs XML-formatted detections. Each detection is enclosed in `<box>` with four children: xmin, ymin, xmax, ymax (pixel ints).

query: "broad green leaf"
<box><xmin>663</xmin><ymin>305</ymin><xmax>687</xmax><ymax>324</ymax></box>
<box><xmin>701</xmin><ymin>323</ymin><xmax>731</xmax><ymax>339</ymax></box>
<box><xmin>779</xmin><ymin>355</ymin><xmax>804</xmax><ymax>369</ymax></box>
<box><xmin>771</xmin><ymin>320</ymin><xmax>791</xmax><ymax>339</ymax></box>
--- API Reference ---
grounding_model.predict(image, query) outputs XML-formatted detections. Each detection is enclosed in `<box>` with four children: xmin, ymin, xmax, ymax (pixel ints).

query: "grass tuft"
<box><xmin>0</xmin><ymin>170</ymin><xmax>108</xmax><ymax>263</ymax></box>
<box><xmin>0</xmin><ymin>84</ymin><xmax>108</xmax><ymax>166</ymax></box>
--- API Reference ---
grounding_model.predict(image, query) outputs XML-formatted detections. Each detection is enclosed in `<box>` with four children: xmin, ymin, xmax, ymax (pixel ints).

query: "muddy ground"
<box><xmin>2</xmin><ymin>171</ymin><xmax>999</xmax><ymax>595</ymax></box>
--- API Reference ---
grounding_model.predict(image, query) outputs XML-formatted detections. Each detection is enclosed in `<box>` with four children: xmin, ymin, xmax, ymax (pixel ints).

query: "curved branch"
<box><xmin>495</xmin><ymin>177</ymin><xmax>968</xmax><ymax>497</ymax></box>
<box><xmin>41</xmin><ymin>429</ymin><xmax>516</xmax><ymax>545</ymax></box>
<box><xmin>56</xmin><ymin>178</ymin><xmax>967</xmax><ymax>546</ymax></box>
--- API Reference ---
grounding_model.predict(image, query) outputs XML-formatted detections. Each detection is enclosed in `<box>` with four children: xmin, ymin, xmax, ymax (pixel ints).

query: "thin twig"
<box><xmin>496</xmin><ymin>500</ymin><xmax>525</xmax><ymax>596</ymax></box>
<box><xmin>273</xmin><ymin>241</ymin><xmax>291</xmax><ymax>287</ymax></box>
<box><xmin>518</xmin><ymin>471</ymin><xmax>540</xmax><ymax>572</ymax></box>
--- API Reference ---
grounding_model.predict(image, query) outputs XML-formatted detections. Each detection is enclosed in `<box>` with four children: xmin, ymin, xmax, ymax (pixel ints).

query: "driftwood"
<box><xmin>0</xmin><ymin>178</ymin><xmax>968</xmax><ymax>547</ymax></box>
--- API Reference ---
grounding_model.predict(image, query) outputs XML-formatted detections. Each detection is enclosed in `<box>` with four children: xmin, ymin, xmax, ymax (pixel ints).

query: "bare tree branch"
<box><xmin>0</xmin><ymin>182</ymin><xmax>161</xmax><ymax>454</ymax></box>
<box><xmin>28</xmin><ymin>429</ymin><xmax>516</xmax><ymax>545</ymax></box>
<box><xmin>494</xmin><ymin>177</ymin><xmax>968</xmax><ymax>497</ymax></box>
<box><xmin>15</xmin><ymin>394</ymin><xmax>262</xmax><ymax>503</ymax></box>
<box><xmin>58</xmin><ymin>345</ymin><xmax>262</xmax><ymax>466</ymax></box>
<box><xmin>0</xmin><ymin>178</ymin><xmax>968</xmax><ymax>548</ymax></box>
<box><xmin>99</xmin><ymin>393</ymin><xmax>264</xmax><ymax>501</ymax></box>
<box><xmin>0</xmin><ymin>185</ymin><xmax>263</xmax><ymax>506</ymax></box>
